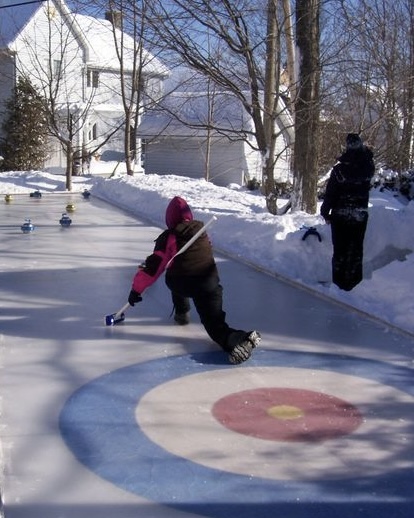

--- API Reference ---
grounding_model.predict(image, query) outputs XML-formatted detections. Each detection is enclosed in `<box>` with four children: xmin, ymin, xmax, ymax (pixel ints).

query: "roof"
<box><xmin>138</xmin><ymin>90</ymin><xmax>294</xmax><ymax>142</ymax></box>
<box><xmin>73</xmin><ymin>13</ymin><xmax>168</xmax><ymax>76</ymax></box>
<box><xmin>138</xmin><ymin>91</ymin><xmax>254</xmax><ymax>138</ymax></box>
<box><xmin>0</xmin><ymin>0</ymin><xmax>168</xmax><ymax>77</ymax></box>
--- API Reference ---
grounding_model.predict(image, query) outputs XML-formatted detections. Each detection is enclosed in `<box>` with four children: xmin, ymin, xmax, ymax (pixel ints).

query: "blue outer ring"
<box><xmin>59</xmin><ymin>350</ymin><xmax>414</xmax><ymax>518</ymax></box>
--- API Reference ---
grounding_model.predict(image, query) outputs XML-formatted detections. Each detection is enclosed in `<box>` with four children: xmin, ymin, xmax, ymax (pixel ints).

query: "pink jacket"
<box><xmin>131</xmin><ymin>197</ymin><xmax>193</xmax><ymax>294</ymax></box>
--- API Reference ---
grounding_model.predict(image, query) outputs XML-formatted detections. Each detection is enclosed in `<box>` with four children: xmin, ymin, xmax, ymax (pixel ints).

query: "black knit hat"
<box><xmin>346</xmin><ymin>133</ymin><xmax>363</xmax><ymax>150</ymax></box>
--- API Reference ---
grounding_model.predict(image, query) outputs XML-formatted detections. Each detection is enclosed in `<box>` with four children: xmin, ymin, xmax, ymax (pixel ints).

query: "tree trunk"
<box><xmin>282</xmin><ymin>0</ymin><xmax>296</xmax><ymax>116</ymax></box>
<box><xmin>124</xmin><ymin>111</ymin><xmax>135</xmax><ymax>176</ymax></box>
<box><xmin>398</xmin><ymin>1</ymin><xmax>414</xmax><ymax>171</ymax></box>
<box><xmin>262</xmin><ymin>0</ymin><xmax>281</xmax><ymax>214</ymax></box>
<box><xmin>292</xmin><ymin>0</ymin><xmax>320</xmax><ymax>214</ymax></box>
<box><xmin>66</xmin><ymin>141</ymin><xmax>73</xmax><ymax>191</ymax></box>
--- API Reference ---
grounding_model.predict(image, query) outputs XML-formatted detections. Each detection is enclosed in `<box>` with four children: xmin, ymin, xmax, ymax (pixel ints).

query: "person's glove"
<box><xmin>128</xmin><ymin>289</ymin><xmax>142</xmax><ymax>306</ymax></box>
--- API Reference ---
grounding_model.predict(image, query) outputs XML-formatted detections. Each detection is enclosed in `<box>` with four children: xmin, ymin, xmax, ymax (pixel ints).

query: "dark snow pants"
<box><xmin>330</xmin><ymin>211</ymin><xmax>368</xmax><ymax>291</ymax></box>
<box><xmin>165</xmin><ymin>272</ymin><xmax>238</xmax><ymax>351</ymax></box>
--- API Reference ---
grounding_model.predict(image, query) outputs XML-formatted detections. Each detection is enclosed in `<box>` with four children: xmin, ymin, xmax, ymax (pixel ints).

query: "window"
<box><xmin>52</xmin><ymin>59</ymin><xmax>62</xmax><ymax>78</ymax></box>
<box><xmin>88</xmin><ymin>123</ymin><xmax>97</xmax><ymax>141</ymax></box>
<box><xmin>87</xmin><ymin>69</ymin><xmax>99</xmax><ymax>88</ymax></box>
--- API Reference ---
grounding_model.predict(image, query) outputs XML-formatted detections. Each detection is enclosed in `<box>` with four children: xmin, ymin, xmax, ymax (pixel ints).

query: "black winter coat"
<box><xmin>320</xmin><ymin>147</ymin><xmax>375</xmax><ymax>221</ymax></box>
<box><xmin>167</xmin><ymin>220</ymin><xmax>216</xmax><ymax>277</ymax></box>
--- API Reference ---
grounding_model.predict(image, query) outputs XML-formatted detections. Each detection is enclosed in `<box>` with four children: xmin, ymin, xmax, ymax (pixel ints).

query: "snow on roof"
<box><xmin>73</xmin><ymin>13</ymin><xmax>169</xmax><ymax>76</ymax></box>
<box><xmin>0</xmin><ymin>0</ymin><xmax>168</xmax><ymax>77</ymax></box>
<box><xmin>138</xmin><ymin>91</ymin><xmax>254</xmax><ymax>138</ymax></box>
<box><xmin>138</xmin><ymin>89</ymin><xmax>294</xmax><ymax>142</ymax></box>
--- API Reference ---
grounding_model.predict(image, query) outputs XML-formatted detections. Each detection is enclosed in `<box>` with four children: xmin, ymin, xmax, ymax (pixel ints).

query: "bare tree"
<box><xmin>318</xmin><ymin>0</ymin><xmax>414</xmax><ymax>173</ymax></box>
<box><xmin>79</xmin><ymin>0</ymin><xmax>170</xmax><ymax>176</ymax></box>
<box><xmin>143</xmin><ymin>0</ymin><xmax>296</xmax><ymax>214</ymax></box>
<box><xmin>292</xmin><ymin>0</ymin><xmax>321</xmax><ymax>213</ymax></box>
<box><xmin>106</xmin><ymin>0</ymin><xmax>148</xmax><ymax>175</ymax></box>
<box><xmin>398</xmin><ymin>0</ymin><xmax>414</xmax><ymax>171</ymax></box>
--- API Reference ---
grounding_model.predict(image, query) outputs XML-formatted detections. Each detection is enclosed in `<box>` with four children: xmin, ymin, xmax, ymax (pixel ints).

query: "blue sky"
<box><xmin>0</xmin><ymin>0</ymin><xmax>41</xmax><ymax>45</ymax></box>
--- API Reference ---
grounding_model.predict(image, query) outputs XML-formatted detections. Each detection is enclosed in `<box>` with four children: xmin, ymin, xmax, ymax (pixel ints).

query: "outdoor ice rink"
<box><xmin>1</xmin><ymin>192</ymin><xmax>414</xmax><ymax>518</ymax></box>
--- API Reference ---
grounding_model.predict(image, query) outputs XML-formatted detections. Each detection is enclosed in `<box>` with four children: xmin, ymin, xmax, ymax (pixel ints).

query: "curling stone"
<box><xmin>66</xmin><ymin>203</ymin><xmax>76</xmax><ymax>212</ymax></box>
<box><xmin>29</xmin><ymin>190</ymin><xmax>42</xmax><ymax>198</ymax></box>
<box><xmin>4</xmin><ymin>194</ymin><xmax>13</xmax><ymax>203</ymax></box>
<box><xmin>59</xmin><ymin>213</ymin><xmax>72</xmax><ymax>227</ymax></box>
<box><xmin>21</xmin><ymin>219</ymin><xmax>34</xmax><ymax>233</ymax></box>
<box><xmin>82</xmin><ymin>189</ymin><xmax>91</xmax><ymax>199</ymax></box>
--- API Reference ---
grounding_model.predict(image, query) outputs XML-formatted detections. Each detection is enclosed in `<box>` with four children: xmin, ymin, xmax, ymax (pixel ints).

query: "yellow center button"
<box><xmin>267</xmin><ymin>405</ymin><xmax>304</xmax><ymax>420</ymax></box>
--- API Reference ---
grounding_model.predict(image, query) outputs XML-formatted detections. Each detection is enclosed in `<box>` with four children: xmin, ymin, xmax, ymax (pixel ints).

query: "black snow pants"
<box><xmin>330</xmin><ymin>210</ymin><xmax>368</xmax><ymax>291</ymax></box>
<box><xmin>165</xmin><ymin>271</ymin><xmax>238</xmax><ymax>351</ymax></box>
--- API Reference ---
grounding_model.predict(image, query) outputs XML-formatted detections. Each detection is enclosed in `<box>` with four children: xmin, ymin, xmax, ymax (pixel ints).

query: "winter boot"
<box><xmin>174</xmin><ymin>312</ymin><xmax>190</xmax><ymax>325</ymax></box>
<box><xmin>228</xmin><ymin>330</ymin><xmax>261</xmax><ymax>364</ymax></box>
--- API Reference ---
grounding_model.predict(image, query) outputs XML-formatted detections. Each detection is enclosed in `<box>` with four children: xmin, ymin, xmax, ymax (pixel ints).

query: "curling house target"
<box><xmin>60</xmin><ymin>350</ymin><xmax>414</xmax><ymax>518</ymax></box>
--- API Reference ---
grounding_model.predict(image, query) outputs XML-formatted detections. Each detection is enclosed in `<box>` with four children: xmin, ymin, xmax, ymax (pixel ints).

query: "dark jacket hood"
<box><xmin>165</xmin><ymin>196</ymin><xmax>193</xmax><ymax>229</ymax></box>
<box><xmin>338</xmin><ymin>146</ymin><xmax>373</xmax><ymax>164</ymax></box>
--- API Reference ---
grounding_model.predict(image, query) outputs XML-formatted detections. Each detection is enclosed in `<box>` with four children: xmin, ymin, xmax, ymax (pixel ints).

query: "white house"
<box><xmin>0</xmin><ymin>0</ymin><xmax>169</xmax><ymax>173</ymax></box>
<box><xmin>137</xmin><ymin>88</ymin><xmax>293</xmax><ymax>187</ymax></box>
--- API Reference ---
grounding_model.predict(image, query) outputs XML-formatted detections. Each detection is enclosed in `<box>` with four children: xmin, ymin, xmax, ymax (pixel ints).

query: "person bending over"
<box><xmin>128</xmin><ymin>196</ymin><xmax>261</xmax><ymax>364</ymax></box>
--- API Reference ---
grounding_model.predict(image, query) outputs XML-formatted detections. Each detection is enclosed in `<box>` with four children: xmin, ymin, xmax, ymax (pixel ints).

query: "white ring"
<box><xmin>136</xmin><ymin>367</ymin><xmax>414</xmax><ymax>481</ymax></box>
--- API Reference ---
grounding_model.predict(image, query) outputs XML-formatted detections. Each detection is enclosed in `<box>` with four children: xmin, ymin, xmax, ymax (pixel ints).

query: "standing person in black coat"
<box><xmin>320</xmin><ymin>133</ymin><xmax>375</xmax><ymax>291</ymax></box>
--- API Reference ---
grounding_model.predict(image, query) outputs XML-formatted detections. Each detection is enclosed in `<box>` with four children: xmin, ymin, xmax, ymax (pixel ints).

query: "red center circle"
<box><xmin>212</xmin><ymin>388</ymin><xmax>363</xmax><ymax>442</ymax></box>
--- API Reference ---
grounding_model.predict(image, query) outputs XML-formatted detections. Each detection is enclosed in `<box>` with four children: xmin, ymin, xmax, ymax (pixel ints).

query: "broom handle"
<box><xmin>114</xmin><ymin>302</ymin><xmax>131</xmax><ymax>318</ymax></box>
<box><xmin>166</xmin><ymin>215</ymin><xmax>217</xmax><ymax>268</ymax></box>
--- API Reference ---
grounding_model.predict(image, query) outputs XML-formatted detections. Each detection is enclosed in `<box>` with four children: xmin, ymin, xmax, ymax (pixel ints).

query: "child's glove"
<box><xmin>128</xmin><ymin>289</ymin><xmax>142</xmax><ymax>306</ymax></box>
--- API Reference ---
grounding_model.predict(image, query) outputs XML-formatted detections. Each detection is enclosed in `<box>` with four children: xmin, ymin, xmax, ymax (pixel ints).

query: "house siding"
<box><xmin>144</xmin><ymin>135</ymin><xmax>262</xmax><ymax>187</ymax></box>
<box><xmin>87</xmin><ymin>69</ymin><xmax>126</xmax><ymax>106</ymax></box>
<box><xmin>11</xmin><ymin>7</ymin><xmax>85</xmax><ymax>106</ymax></box>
